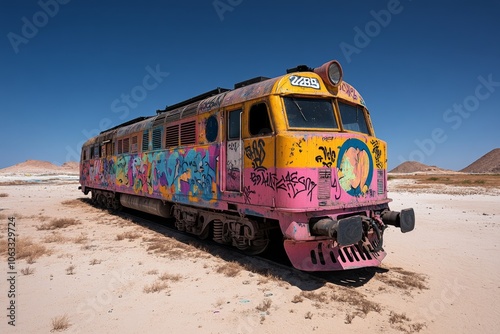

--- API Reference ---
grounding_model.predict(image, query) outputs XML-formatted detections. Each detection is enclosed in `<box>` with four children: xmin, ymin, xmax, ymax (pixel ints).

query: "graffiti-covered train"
<box><xmin>79</xmin><ymin>59</ymin><xmax>415</xmax><ymax>271</ymax></box>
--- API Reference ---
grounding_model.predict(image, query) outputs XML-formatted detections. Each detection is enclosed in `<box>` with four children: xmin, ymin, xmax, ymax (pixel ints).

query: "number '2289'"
<box><xmin>289</xmin><ymin>75</ymin><xmax>320</xmax><ymax>89</ymax></box>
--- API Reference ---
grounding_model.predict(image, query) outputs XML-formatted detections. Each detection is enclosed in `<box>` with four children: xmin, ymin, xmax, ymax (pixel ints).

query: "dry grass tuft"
<box><xmin>143</xmin><ymin>281</ymin><xmax>169</xmax><ymax>293</ymax></box>
<box><xmin>301</xmin><ymin>290</ymin><xmax>329</xmax><ymax>304</ymax></box>
<box><xmin>37</xmin><ymin>218</ymin><xmax>80</xmax><ymax>230</ymax></box>
<box><xmin>377</xmin><ymin>267</ymin><xmax>429</xmax><ymax>291</ymax></box>
<box><xmin>305</xmin><ymin>311</ymin><xmax>313</xmax><ymax>319</ymax></box>
<box><xmin>61</xmin><ymin>199</ymin><xmax>86</xmax><ymax>207</ymax></box>
<box><xmin>51</xmin><ymin>314</ymin><xmax>70</xmax><ymax>332</ymax></box>
<box><xmin>331</xmin><ymin>288</ymin><xmax>381</xmax><ymax>315</ymax></box>
<box><xmin>291</xmin><ymin>295</ymin><xmax>304</xmax><ymax>303</ymax></box>
<box><xmin>216</xmin><ymin>261</ymin><xmax>243</xmax><ymax>277</ymax></box>
<box><xmin>0</xmin><ymin>237</ymin><xmax>51</xmax><ymax>263</ymax></box>
<box><xmin>66</xmin><ymin>265</ymin><xmax>75</xmax><ymax>275</ymax></box>
<box><xmin>146</xmin><ymin>269</ymin><xmax>159</xmax><ymax>275</ymax></box>
<box><xmin>20</xmin><ymin>266</ymin><xmax>35</xmax><ymax>275</ymax></box>
<box><xmin>0</xmin><ymin>193</ymin><xmax>9</xmax><ymax>197</ymax></box>
<box><xmin>43</xmin><ymin>232</ymin><xmax>67</xmax><ymax>243</ymax></box>
<box><xmin>388</xmin><ymin>311</ymin><xmax>426</xmax><ymax>333</ymax></box>
<box><xmin>255</xmin><ymin>298</ymin><xmax>272</xmax><ymax>314</ymax></box>
<box><xmin>143</xmin><ymin>236</ymin><xmax>191</xmax><ymax>258</ymax></box>
<box><xmin>89</xmin><ymin>259</ymin><xmax>101</xmax><ymax>265</ymax></box>
<box><xmin>73</xmin><ymin>233</ymin><xmax>88</xmax><ymax>244</ymax></box>
<box><xmin>116</xmin><ymin>231</ymin><xmax>141</xmax><ymax>241</ymax></box>
<box><xmin>158</xmin><ymin>272</ymin><xmax>182</xmax><ymax>282</ymax></box>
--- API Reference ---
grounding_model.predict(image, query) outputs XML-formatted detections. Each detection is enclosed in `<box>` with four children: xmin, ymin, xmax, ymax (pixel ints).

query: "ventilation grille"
<box><xmin>152</xmin><ymin>128</ymin><xmax>162</xmax><ymax>150</ymax></box>
<box><xmin>317</xmin><ymin>169</ymin><xmax>331</xmax><ymax>200</ymax></box>
<box><xmin>131</xmin><ymin>136</ymin><xmax>138</xmax><ymax>153</ymax></box>
<box><xmin>142</xmin><ymin>131</ymin><xmax>149</xmax><ymax>151</ymax></box>
<box><xmin>180</xmin><ymin>121</ymin><xmax>196</xmax><ymax>145</ymax></box>
<box><xmin>377</xmin><ymin>170</ymin><xmax>384</xmax><ymax>194</ymax></box>
<box><xmin>123</xmin><ymin>138</ymin><xmax>130</xmax><ymax>153</ymax></box>
<box><xmin>165</xmin><ymin>125</ymin><xmax>179</xmax><ymax>148</ymax></box>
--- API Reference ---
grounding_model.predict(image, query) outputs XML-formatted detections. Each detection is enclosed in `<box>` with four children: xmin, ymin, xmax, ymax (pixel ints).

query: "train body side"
<box><xmin>79</xmin><ymin>66</ymin><xmax>414</xmax><ymax>271</ymax></box>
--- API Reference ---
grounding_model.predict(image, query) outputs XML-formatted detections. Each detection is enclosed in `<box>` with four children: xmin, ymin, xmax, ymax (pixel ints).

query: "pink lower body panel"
<box><xmin>284</xmin><ymin>238</ymin><xmax>387</xmax><ymax>271</ymax></box>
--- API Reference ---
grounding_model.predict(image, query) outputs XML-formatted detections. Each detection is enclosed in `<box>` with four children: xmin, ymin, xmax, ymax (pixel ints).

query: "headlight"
<box><xmin>314</xmin><ymin>60</ymin><xmax>343</xmax><ymax>88</ymax></box>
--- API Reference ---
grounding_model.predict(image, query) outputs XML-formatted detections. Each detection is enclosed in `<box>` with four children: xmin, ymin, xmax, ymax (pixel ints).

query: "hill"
<box><xmin>389</xmin><ymin>161</ymin><xmax>453</xmax><ymax>173</ymax></box>
<box><xmin>0</xmin><ymin>160</ymin><xmax>79</xmax><ymax>174</ymax></box>
<box><xmin>460</xmin><ymin>148</ymin><xmax>500</xmax><ymax>173</ymax></box>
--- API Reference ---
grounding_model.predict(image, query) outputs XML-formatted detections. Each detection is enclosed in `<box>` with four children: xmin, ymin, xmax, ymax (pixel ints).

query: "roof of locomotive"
<box><xmin>82</xmin><ymin>70</ymin><xmax>365</xmax><ymax>147</ymax></box>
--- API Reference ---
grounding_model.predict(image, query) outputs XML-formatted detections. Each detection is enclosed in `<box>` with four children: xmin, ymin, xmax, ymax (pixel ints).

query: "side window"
<box><xmin>205</xmin><ymin>115</ymin><xmax>218</xmax><ymax>143</ymax></box>
<box><xmin>228</xmin><ymin>109</ymin><xmax>242</xmax><ymax>140</ymax></box>
<box><xmin>249</xmin><ymin>103</ymin><xmax>272</xmax><ymax>136</ymax></box>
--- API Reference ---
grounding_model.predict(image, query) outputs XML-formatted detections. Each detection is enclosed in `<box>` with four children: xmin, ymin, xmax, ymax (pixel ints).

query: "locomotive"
<box><xmin>79</xmin><ymin>59</ymin><xmax>415</xmax><ymax>271</ymax></box>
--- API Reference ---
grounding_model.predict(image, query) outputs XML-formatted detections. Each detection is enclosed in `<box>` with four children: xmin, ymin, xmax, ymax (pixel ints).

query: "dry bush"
<box><xmin>7</xmin><ymin>238</ymin><xmax>51</xmax><ymax>263</ymax></box>
<box><xmin>61</xmin><ymin>199</ymin><xmax>86</xmax><ymax>207</ymax></box>
<box><xmin>66</xmin><ymin>265</ymin><xmax>75</xmax><ymax>275</ymax></box>
<box><xmin>255</xmin><ymin>298</ymin><xmax>272</xmax><ymax>313</ymax></box>
<box><xmin>51</xmin><ymin>314</ymin><xmax>70</xmax><ymax>332</ymax></box>
<box><xmin>43</xmin><ymin>232</ymin><xmax>67</xmax><ymax>243</ymax></box>
<box><xmin>146</xmin><ymin>269</ymin><xmax>159</xmax><ymax>275</ymax></box>
<box><xmin>37</xmin><ymin>218</ymin><xmax>80</xmax><ymax>230</ymax></box>
<box><xmin>116</xmin><ymin>231</ymin><xmax>141</xmax><ymax>241</ymax></box>
<box><xmin>377</xmin><ymin>267</ymin><xmax>428</xmax><ymax>291</ymax></box>
<box><xmin>0</xmin><ymin>193</ymin><xmax>9</xmax><ymax>197</ymax></box>
<box><xmin>305</xmin><ymin>311</ymin><xmax>313</xmax><ymax>320</ymax></box>
<box><xmin>158</xmin><ymin>272</ymin><xmax>182</xmax><ymax>282</ymax></box>
<box><xmin>331</xmin><ymin>288</ymin><xmax>381</xmax><ymax>315</ymax></box>
<box><xmin>216</xmin><ymin>261</ymin><xmax>243</xmax><ymax>277</ymax></box>
<box><xmin>143</xmin><ymin>237</ymin><xmax>190</xmax><ymax>259</ymax></box>
<box><xmin>291</xmin><ymin>295</ymin><xmax>304</xmax><ymax>303</ymax></box>
<box><xmin>73</xmin><ymin>233</ymin><xmax>88</xmax><ymax>244</ymax></box>
<box><xmin>89</xmin><ymin>259</ymin><xmax>101</xmax><ymax>265</ymax></box>
<box><xmin>301</xmin><ymin>290</ymin><xmax>329</xmax><ymax>304</ymax></box>
<box><xmin>345</xmin><ymin>313</ymin><xmax>355</xmax><ymax>324</ymax></box>
<box><xmin>20</xmin><ymin>266</ymin><xmax>35</xmax><ymax>275</ymax></box>
<box><xmin>143</xmin><ymin>281</ymin><xmax>169</xmax><ymax>293</ymax></box>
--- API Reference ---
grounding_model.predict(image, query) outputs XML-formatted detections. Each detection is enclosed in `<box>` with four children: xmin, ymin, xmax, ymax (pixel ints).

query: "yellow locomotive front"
<box><xmin>239</xmin><ymin>61</ymin><xmax>415</xmax><ymax>270</ymax></box>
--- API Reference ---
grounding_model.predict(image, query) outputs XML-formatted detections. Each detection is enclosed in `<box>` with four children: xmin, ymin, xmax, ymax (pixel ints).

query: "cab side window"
<box><xmin>249</xmin><ymin>103</ymin><xmax>272</xmax><ymax>136</ymax></box>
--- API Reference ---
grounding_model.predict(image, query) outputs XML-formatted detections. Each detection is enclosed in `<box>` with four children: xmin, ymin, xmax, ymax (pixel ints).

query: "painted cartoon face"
<box><xmin>337</xmin><ymin>139</ymin><xmax>373</xmax><ymax>196</ymax></box>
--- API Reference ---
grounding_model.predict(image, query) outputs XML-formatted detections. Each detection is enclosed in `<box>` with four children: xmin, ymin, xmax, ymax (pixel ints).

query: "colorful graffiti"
<box><xmin>92</xmin><ymin>147</ymin><xmax>220</xmax><ymax>202</ymax></box>
<box><xmin>337</xmin><ymin>139</ymin><xmax>373</xmax><ymax>196</ymax></box>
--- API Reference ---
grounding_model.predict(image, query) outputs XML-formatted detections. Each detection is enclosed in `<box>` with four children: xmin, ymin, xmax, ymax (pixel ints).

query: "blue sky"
<box><xmin>1</xmin><ymin>0</ymin><xmax>499</xmax><ymax>170</ymax></box>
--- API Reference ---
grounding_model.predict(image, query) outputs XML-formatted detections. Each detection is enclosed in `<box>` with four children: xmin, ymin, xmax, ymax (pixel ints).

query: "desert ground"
<box><xmin>0</xmin><ymin>166</ymin><xmax>499</xmax><ymax>333</ymax></box>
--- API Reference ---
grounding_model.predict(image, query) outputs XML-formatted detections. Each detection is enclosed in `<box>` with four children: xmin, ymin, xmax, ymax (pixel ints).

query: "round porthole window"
<box><xmin>205</xmin><ymin>115</ymin><xmax>218</xmax><ymax>142</ymax></box>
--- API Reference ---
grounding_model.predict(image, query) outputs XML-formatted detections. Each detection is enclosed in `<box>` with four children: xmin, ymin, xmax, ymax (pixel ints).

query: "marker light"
<box><xmin>314</xmin><ymin>60</ymin><xmax>343</xmax><ymax>88</ymax></box>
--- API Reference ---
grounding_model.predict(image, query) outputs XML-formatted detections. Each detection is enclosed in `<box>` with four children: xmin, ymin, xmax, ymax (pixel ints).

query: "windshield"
<box><xmin>337</xmin><ymin>102</ymin><xmax>370</xmax><ymax>134</ymax></box>
<box><xmin>283</xmin><ymin>97</ymin><xmax>337</xmax><ymax>129</ymax></box>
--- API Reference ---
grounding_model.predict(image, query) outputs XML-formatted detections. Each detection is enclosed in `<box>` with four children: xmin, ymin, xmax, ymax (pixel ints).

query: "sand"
<box><xmin>0</xmin><ymin>170</ymin><xmax>499</xmax><ymax>334</ymax></box>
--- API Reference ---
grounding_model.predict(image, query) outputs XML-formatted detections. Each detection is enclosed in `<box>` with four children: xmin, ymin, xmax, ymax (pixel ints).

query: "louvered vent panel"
<box><xmin>142</xmin><ymin>131</ymin><xmax>149</xmax><ymax>151</ymax></box>
<box><xmin>165</xmin><ymin>125</ymin><xmax>179</xmax><ymax>148</ymax></box>
<box><xmin>152</xmin><ymin>128</ymin><xmax>162</xmax><ymax>150</ymax></box>
<box><xmin>180</xmin><ymin>121</ymin><xmax>196</xmax><ymax>145</ymax></box>
<box><xmin>123</xmin><ymin>138</ymin><xmax>130</xmax><ymax>153</ymax></box>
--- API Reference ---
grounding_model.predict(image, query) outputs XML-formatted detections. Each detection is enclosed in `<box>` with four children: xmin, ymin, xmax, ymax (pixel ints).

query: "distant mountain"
<box><xmin>389</xmin><ymin>161</ymin><xmax>452</xmax><ymax>173</ymax></box>
<box><xmin>0</xmin><ymin>160</ymin><xmax>79</xmax><ymax>174</ymax></box>
<box><xmin>460</xmin><ymin>148</ymin><xmax>500</xmax><ymax>174</ymax></box>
